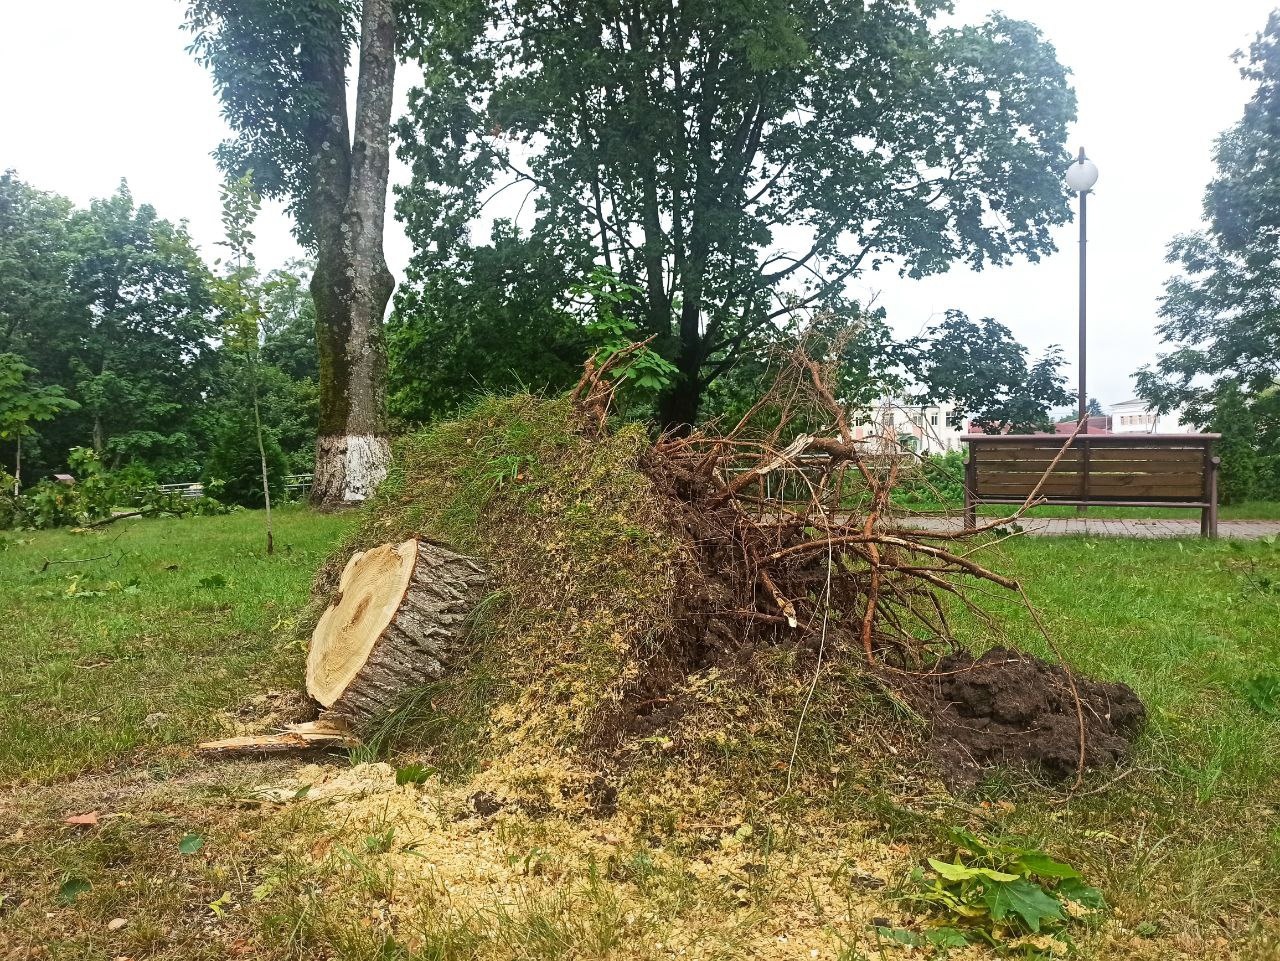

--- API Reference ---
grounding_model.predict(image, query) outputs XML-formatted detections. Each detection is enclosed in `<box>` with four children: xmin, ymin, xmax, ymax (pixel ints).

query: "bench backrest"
<box><xmin>963</xmin><ymin>434</ymin><xmax>1220</xmax><ymax>505</ymax></box>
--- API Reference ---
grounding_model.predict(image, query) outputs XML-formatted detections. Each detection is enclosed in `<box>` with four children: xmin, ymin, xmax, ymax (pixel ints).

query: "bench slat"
<box><xmin>974</xmin><ymin>460</ymin><xmax>1205</xmax><ymax>476</ymax></box>
<box><xmin>972</xmin><ymin>449</ymin><xmax>1206</xmax><ymax>466</ymax></box>
<box><xmin>974</xmin><ymin>480</ymin><xmax>1205</xmax><ymax>498</ymax></box>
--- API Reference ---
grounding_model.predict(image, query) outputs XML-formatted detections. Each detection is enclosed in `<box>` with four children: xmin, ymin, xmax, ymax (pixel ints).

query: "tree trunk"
<box><xmin>308</xmin><ymin>0</ymin><xmax>398</xmax><ymax>508</ymax></box>
<box><xmin>306</xmin><ymin>538</ymin><xmax>489</xmax><ymax>727</ymax></box>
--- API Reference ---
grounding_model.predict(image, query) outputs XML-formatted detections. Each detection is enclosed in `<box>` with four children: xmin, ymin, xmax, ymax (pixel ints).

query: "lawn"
<box><xmin>1</xmin><ymin>509</ymin><xmax>1278</xmax><ymax>958</ymax></box>
<box><xmin>945</xmin><ymin>534</ymin><xmax>1280</xmax><ymax>947</ymax></box>
<box><xmin>0</xmin><ymin>506</ymin><xmax>354</xmax><ymax>781</ymax></box>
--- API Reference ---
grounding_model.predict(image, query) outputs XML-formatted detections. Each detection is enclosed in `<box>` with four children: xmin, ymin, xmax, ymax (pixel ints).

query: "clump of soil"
<box><xmin>895</xmin><ymin>647</ymin><xmax>1146</xmax><ymax>788</ymax></box>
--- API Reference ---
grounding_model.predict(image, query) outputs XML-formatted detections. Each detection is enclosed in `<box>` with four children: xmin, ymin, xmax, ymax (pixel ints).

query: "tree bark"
<box><xmin>308</xmin><ymin>0</ymin><xmax>398</xmax><ymax>508</ymax></box>
<box><xmin>307</xmin><ymin>539</ymin><xmax>489</xmax><ymax>728</ymax></box>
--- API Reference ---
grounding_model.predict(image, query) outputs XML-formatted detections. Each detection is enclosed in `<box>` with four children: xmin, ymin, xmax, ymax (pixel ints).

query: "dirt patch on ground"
<box><xmin>892</xmin><ymin>647</ymin><xmax>1147</xmax><ymax>788</ymax></box>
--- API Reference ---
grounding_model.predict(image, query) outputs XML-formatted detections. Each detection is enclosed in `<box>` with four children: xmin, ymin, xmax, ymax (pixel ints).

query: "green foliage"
<box><xmin>2</xmin><ymin>448</ymin><xmax>230</xmax><ymax>530</ymax></box>
<box><xmin>183</xmin><ymin>0</ymin><xmax>357</xmax><ymax>245</ymax></box>
<box><xmin>576</xmin><ymin>268</ymin><xmax>678</xmax><ymax>406</ymax></box>
<box><xmin>389</xmin><ymin>220</ymin><xmax>592</xmax><ymax>423</ymax></box>
<box><xmin>1209</xmin><ymin>384</ymin><xmax>1260</xmax><ymax>504</ymax></box>
<box><xmin>893</xmin><ymin>450</ymin><xmax>967</xmax><ymax>508</ymax></box>
<box><xmin>396</xmin><ymin>0</ymin><xmax>1076</xmax><ymax>424</ymax></box>
<box><xmin>205</xmin><ymin>411</ymin><xmax>287</xmax><ymax>508</ymax></box>
<box><xmin>1137</xmin><ymin>12</ymin><xmax>1280</xmax><ymax>495</ymax></box>
<box><xmin>893</xmin><ymin>829</ymin><xmax>1103</xmax><ymax>953</ymax></box>
<box><xmin>1240</xmin><ymin>674</ymin><xmax>1280</xmax><ymax>716</ymax></box>
<box><xmin>0</xmin><ymin>352</ymin><xmax>78</xmax><ymax>489</ymax></box>
<box><xmin>914</xmin><ymin>311</ymin><xmax>1072</xmax><ymax>432</ymax></box>
<box><xmin>1</xmin><ymin>168</ymin><xmax>318</xmax><ymax>487</ymax></box>
<box><xmin>394</xmin><ymin>763</ymin><xmax>435</xmax><ymax>786</ymax></box>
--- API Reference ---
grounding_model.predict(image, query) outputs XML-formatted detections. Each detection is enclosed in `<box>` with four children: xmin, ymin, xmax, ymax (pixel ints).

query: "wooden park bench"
<box><xmin>961</xmin><ymin>434</ymin><xmax>1221</xmax><ymax>537</ymax></box>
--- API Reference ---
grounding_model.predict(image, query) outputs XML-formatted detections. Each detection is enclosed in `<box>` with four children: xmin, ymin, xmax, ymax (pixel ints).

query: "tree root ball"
<box><xmin>893</xmin><ymin>647</ymin><xmax>1147</xmax><ymax>789</ymax></box>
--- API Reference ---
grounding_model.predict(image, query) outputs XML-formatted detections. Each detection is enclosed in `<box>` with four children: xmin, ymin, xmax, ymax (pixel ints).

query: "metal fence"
<box><xmin>285</xmin><ymin>474</ymin><xmax>314</xmax><ymax>499</ymax></box>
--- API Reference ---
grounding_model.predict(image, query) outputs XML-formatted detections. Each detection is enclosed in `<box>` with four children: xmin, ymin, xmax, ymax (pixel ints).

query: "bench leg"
<box><xmin>1204</xmin><ymin>456</ymin><xmax>1220</xmax><ymax>539</ymax></box>
<box><xmin>963</xmin><ymin>491</ymin><xmax>976</xmax><ymax>531</ymax></box>
<box><xmin>1202</xmin><ymin>504</ymin><xmax>1218</xmax><ymax>539</ymax></box>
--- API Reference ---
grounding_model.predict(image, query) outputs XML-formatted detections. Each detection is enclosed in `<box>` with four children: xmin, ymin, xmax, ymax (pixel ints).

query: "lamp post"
<box><xmin>1065</xmin><ymin>148</ymin><xmax>1099</xmax><ymax>428</ymax></box>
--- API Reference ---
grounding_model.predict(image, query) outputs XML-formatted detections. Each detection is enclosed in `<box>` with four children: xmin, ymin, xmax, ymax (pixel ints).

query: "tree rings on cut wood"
<box><xmin>306</xmin><ymin>538</ymin><xmax>489</xmax><ymax>727</ymax></box>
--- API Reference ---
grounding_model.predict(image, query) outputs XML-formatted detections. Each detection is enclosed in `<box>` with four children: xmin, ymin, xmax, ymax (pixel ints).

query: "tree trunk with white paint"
<box><xmin>306</xmin><ymin>0</ymin><xmax>398</xmax><ymax>508</ymax></box>
<box><xmin>306</xmin><ymin>539</ymin><xmax>490</xmax><ymax>727</ymax></box>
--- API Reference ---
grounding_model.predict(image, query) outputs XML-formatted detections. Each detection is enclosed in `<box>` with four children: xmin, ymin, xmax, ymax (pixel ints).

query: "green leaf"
<box><xmin>928</xmin><ymin>858</ymin><xmax>1018</xmax><ymax>883</ymax></box>
<box><xmin>1057</xmin><ymin>877</ymin><xmax>1106</xmax><ymax>910</ymax></box>
<box><xmin>1015</xmin><ymin>852</ymin><xmax>1081</xmax><ymax>879</ymax></box>
<box><xmin>874</xmin><ymin>926</ymin><xmax>922</xmax><ymax>946</ymax></box>
<box><xmin>947</xmin><ymin>827</ymin><xmax>991</xmax><ymax>857</ymax></box>
<box><xmin>983</xmin><ymin>878</ymin><xmax>1064</xmax><ymax>932</ymax></box>
<box><xmin>57</xmin><ymin>876</ymin><xmax>91</xmax><ymax>904</ymax></box>
<box><xmin>925</xmin><ymin>927</ymin><xmax>971</xmax><ymax>948</ymax></box>
<box><xmin>395</xmin><ymin>763</ymin><xmax>434</xmax><ymax>786</ymax></box>
<box><xmin>179</xmin><ymin>832</ymin><xmax>205</xmax><ymax>855</ymax></box>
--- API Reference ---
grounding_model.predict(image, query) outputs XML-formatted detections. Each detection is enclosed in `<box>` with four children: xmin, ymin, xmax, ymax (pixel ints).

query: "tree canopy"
<box><xmin>396</xmin><ymin>0</ymin><xmax>1076</xmax><ymax>427</ymax></box>
<box><xmin>912</xmin><ymin>311</ymin><xmax>1071</xmax><ymax>432</ymax></box>
<box><xmin>1137</xmin><ymin>11</ymin><xmax>1280</xmax><ymax>429</ymax></box>
<box><xmin>0</xmin><ymin>171</ymin><xmax>319</xmax><ymax>487</ymax></box>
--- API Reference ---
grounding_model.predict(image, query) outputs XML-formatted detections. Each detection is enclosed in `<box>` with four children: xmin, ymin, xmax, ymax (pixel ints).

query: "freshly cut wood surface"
<box><xmin>306</xmin><ymin>538</ymin><xmax>489</xmax><ymax>726</ymax></box>
<box><xmin>307</xmin><ymin>540</ymin><xmax>418</xmax><ymax>706</ymax></box>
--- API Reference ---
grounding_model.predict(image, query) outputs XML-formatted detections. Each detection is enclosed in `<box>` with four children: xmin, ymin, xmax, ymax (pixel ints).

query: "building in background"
<box><xmin>850</xmin><ymin>399</ymin><xmax>966</xmax><ymax>454</ymax></box>
<box><xmin>1109</xmin><ymin>398</ymin><xmax>1195</xmax><ymax>434</ymax></box>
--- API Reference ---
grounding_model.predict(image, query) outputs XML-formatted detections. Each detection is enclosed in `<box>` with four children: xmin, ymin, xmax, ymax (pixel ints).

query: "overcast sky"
<box><xmin>1</xmin><ymin>1</ymin><xmax>1273</xmax><ymax>407</ymax></box>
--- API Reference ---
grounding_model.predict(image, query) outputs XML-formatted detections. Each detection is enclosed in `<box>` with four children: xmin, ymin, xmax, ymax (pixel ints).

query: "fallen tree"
<box><xmin>298</xmin><ymin>334</ymin><xmax>1143</xmax><ymax>788</ymax></box>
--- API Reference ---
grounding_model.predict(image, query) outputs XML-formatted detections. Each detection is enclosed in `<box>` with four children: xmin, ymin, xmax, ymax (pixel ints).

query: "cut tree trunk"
<box><xmin>306</xmin><ymin>538</ymin><xmax>489</xmax><ymax>727</ymax></box>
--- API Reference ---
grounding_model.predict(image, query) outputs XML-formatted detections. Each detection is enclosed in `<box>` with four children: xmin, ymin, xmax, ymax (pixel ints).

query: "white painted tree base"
<box><xmin>313</xmin><ymin>434</ymin><xmax>391</xmax><ymax>506</ymax></box>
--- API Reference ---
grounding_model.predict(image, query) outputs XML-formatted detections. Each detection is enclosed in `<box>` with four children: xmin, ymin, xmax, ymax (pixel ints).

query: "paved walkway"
<box><xmin>904</xmin><ymin>516</ymin><xmax>1280</xmax><ymax>539</ymax></box>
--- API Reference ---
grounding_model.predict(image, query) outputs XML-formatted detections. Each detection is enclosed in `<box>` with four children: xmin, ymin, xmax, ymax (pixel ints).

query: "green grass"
<box><xmin>937</xmin><ymin>534</ymin><xmax>1280</xmax><ymax>941</ymax></box>
<box><xmin>2</xmin><ymin>506</ymin><xmax>1279</xmax><ymax>956</ymax></box>
<box><xmin>0</xmin><ymin>506</ymin><xmax>354</xmax><ymax>781</ymax></box>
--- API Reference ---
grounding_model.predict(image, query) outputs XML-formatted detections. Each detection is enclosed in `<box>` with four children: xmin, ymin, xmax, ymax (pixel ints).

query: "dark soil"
<box><xmin>893</xmin><ymin>646</ymin><xmax>1146</xmax><ymax>789</ymax></box>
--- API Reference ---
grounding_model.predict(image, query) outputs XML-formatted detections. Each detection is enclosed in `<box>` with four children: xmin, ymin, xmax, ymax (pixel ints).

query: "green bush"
<box><xmin>0</xmin><ymin>448</ymin><xmax>230</xmax><ymax>530</ymax></box>
<box><xmin>893</xmin><ymin>449</ymin><xmax>966</xmax><ymax>507</ymax></box>
<box><xmin>204</xmin><ymin>417</ymin><xmax>287</xmax><ymax>508</ymax></box>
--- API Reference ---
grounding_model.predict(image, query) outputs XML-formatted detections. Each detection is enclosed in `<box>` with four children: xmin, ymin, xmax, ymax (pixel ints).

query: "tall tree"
<box><xmin>63</xmin><ymin>182</ymin><xmax>214</xmax><ymax>474</ymax></box>
<box><xmin>186</xmin><ymin>0</ymin><xmax>399</xmax><ymax>506</ymax></box>
<box><xmin>1136</xmin><ymin>12</ymin><xmax>1280</xmax><ymax>439</ymax></box>
<box><xmin>0</xmin><ymin>354</ymin><xmax>78</xmax><ymax>494</ymax></box>
<box><xmin>397</xmin><ymin>0</ymin><xmax>1076</xmax><ymax>428</ymax></box>
<box><xmin>913</xmin><ymin>311</ymin><xmax>1072</xmax><ymax>432</ymax></box>
<box><xmin>0</xmin><ymin>172</ymin><xmax>75</xmax><ymax>359</ymax></box>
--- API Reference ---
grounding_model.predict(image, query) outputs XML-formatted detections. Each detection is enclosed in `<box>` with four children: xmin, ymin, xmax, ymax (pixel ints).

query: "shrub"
<box><xmin>0</xmin><ymin>448</ymin><xmax>230</xmax><ymax>530</ymax></box>
<box><xmin>204</xmin><ymin>417</ymin><xmax>287</xmax><ymax>508</ymax></box>
<box><xmin>893</xmin><ymin>450</ymin><xmax>966</xmax><ymax>507</ymax></box>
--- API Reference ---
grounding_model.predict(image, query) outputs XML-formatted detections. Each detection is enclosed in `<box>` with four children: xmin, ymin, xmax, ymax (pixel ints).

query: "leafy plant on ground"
<box><xmin>1240</xmin><ymin>674</ymin><xmax>1280</xmax><ymax>716</ymax></box>
<box><xmin>889</xmin><ymin>828</ymin><xmax>1104</xmax><ymax>954</ymax></box>
<box><xmin>4</xmin><ymin>447</ymin><xmax>231</xmax><ymax>529</ymax></box>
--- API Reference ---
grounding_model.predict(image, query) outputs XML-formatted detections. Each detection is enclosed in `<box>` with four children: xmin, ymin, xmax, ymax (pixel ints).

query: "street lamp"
<box><xmin>1065</xmin><ymin>148</ymin><xmax>1099</xmax><ymax>429</ymax></box>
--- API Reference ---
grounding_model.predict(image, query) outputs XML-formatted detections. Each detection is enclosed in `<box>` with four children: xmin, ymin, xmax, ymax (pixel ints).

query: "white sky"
<box><xmin>0</xmin><ymin>0</ymin><xmax>1272</xmax><ymax>407</ymax></box>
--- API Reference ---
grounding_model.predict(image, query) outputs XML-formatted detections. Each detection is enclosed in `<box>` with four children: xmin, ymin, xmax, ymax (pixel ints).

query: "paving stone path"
<box><xmin>904</xmin><ymin>516</ymin><xmax>1280</xmax><ymax>540</ymax></box>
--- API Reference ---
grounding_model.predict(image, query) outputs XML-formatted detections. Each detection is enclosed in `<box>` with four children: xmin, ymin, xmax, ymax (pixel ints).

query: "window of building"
<box><xmin>930</xmin><ymin>413</ymin><xmax>939</xmax><ymax>426</ymax></box>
